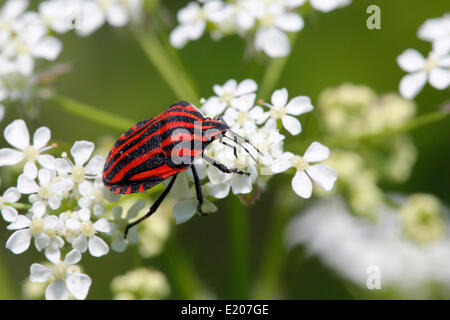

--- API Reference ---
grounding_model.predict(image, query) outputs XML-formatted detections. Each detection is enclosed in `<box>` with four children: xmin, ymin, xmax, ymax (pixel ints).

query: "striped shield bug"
<box><xmin>103</xmin><ymin>101</ymin><xmax>261</xmax><ymax>237</ymax></box>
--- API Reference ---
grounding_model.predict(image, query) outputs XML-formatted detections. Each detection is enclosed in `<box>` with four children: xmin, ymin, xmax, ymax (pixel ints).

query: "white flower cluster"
<box><xmin>397</xmin><ymin>13</ymin><xmax>450</xmax><ymax>99</ymax></box>
<box><xmin>170</xmin><ymin>0</ymin><xmax>351</xmax><ymax>58</ymax></box>
<box><xmin>170</xmin><ymin>79</ymin><xmax>337</xmax><ymax>224</ymax></box>
<box><xmin>0</xmin><ymin>119</ymin><xmax>126</xmax><ymax>299</ymax></box>
<box><xmin>0</xmin><ymin>0</ymin><xmax>141</xmax><ymax>120</ymax></box>
<box><xmin>286</xmin><ymin>196</ymin><xmax>450</xmax><ymax>297</ymax></box>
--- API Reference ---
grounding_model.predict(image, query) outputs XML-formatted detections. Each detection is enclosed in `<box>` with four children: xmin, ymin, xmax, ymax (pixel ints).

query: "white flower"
<box><xmin>6</xmin><ymin>208</ymin><xmax>59</xmax><ymax>254</ymax></box>
<box><xmin>309</xmin><ymin>0</ymin><xmax>351</xmax><ymax>12</ymax></box>
<box><xmin>67</xmin><ymin>209</ymin><xmax>111</xmax><ymax>257</ymax></box>
<box><xmin>272</xmin><ymin>142</ymin><xmax>337</xmax><ymax>198</ymax></box>
<box><xmin>202</xmin><ymin>79</ymin><xmax>258</xmax><ymax>116</ymax></box>
<box><xmin>0</xmin><ymin>119</ymin><xmax>54</xmax><ymax>170</ymax></box>
<box><xmin>29</xmin><ymin>249</ymin><xmax>92</xmax><ymax>300</ymax></box>
<box><xmin>170</xmin><ymin>0</ymin><xmax>230</xmax><ymax>48</ymax></box>
<box><xmin>262</xmin><ymin>88</ymin><xmax>313</xmax><ymax>135</ymax></box>
<box><xmin>55</xmin><ymin>140</ymin><xmax>105</xmax><ymax>185</ymax></box>
<box><xmin>286</xmin><ymin>196</ymin><xmax>450</xmax><ymax>296</ymax></box>
<box><xmin>397</xmin><ymin>49</ymin><xmax>450</xmax><ymax>99</ymax></box>
<box><xmin>171</xmin><ymin>172</ymin><xmax>217</xmax><ymax>224</ymax></box>
<box><xmin>38</xmin><ymin>0</ymin><xmax>74</xmax><ymax>34</ymax></box>
<box><xmin>0</xmin><ymin>186</ymin><xmax>21</xmax><ymax>222</ymax></box>
<box><xmin>418</xmin><ymin>14</ymin><xmax>450</xmax><ymax>53</ymax></box>
<box><xmin>110</xmin><ymin>202</ymin><xmax>143</xmax><ymax>252</ymax></box>
<box><xmin>78</xmin><ymin>179</ymin><xmax>107</xmax><ymax>216</ymax></box>
<box><xmin>2</xmin><ymin>12</ymin><xmax>62</xmax><ymax>75</ymax></box>
<box><xmin>17</xmin><ymin>168</ymin><xmax>63</xmax><ymax>210</ymax></box>
<box><xmin>223</xmin><ymin>94</ymin><xmax>266</xmax><ymax>132</ymax></box>
<box><xmin>0</xmin><ymin>0</ymin><xmax>29</xmax><ymax>46</ymax></box>
<box><xmin>254</xmin><ymin>3</ymin><xmax>304</xmax><ymax>57</ymax></box>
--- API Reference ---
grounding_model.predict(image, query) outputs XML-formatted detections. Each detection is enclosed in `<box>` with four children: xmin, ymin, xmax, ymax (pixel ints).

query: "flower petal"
<box><xmin>7</xmin><ymin>215</ymin><xmax>30</xmax><ymax>230</ymax></box>
<box><xmin>172</xmin><ymin>199</ymin><xmax>197</xmax><ymax>224</ymax></box>
<box><xmin>4</xmin><ymin>119</ymin><xmax>30</xmax><ymax>150</ymax></box>
<box><xmin>271</xmin><ymin>88</ymin><xmax>288</xmax><ymax>108</ymax></box>
<box><xmin>30</xmin><ymin>263</ymin><xmax>52</xmax><ymax>283</ymax></box>
<box><xmin>66</xmin><ymin>273</ymin><xmax>92</xmax><ymax>300</ymax></box>
<box><xmin>397</xmin><ymin>49</ymin><xmax>426</xmax><ymax>72</ymax></box>
<box><xmin>231</xmin><ymin>174</ymin><xmax>252</xmax><ymax>194</ymax></box>
<box><xmin>64</xmin><ymin>249</ymin><xmax>82</xmax><ymax>265</ymax></box>
<box><xmin>34</xmin><ymin>233</ymin><xmax>50</xmax><ymax>251</ymax></box>
<box><xmin>3</xmin><ymin>187</ymin><xmax>21</xmax><ymax>203</ymax></box>
<box><xmin>126</xmin><ymin>200</ymin><xmax>146</xmax><ymax>219</ymax></box>
<box><xmin>88</xmin><ymin>236</ymin><xmax>109</xmax><ymax>257</ymax></box>
<box><xmin>281</xmin><ymin>115</ymin><xmax>302</xmax><ymax>135</ymax></box>
<box><xmin>23</xmin><ymin>162</ymin><xmax>38</xmax><ymax>179</ymax></box>
<box><xmin>84</xmin><ymin>155</ymin><xmax>105</xmax><ymax>175</ymax></box>
<box><xmin>303</xmin><ymin>142</ymin><xmax>330</xmax><ymax>162</ymax></box>
<box><xmin>72</xmin><ymin>235</ymin><xmax>88</xmax><ymax>253</ymax></box>
<box><xmin>45</xmin><ymin>246</ymin><xmax>61</xmax><ymax>264</ymax></box>
<box><xmin>17</xmin><ymin>175</ymin><xmax>39</xmax><ymax>194</ymax></box>
<box><xmin>291</xmin><ymin>170</ymin><xmax>312</xmax><ymax>198</ymax></box>
<box><xmin>306</xmin><ymin>164</ymin><xmax>338</xmax><ymax>191</ymax></box>
<box><xmin>285</xmin><ymin>96</ymin><xmax>313</xmax><ymax>116</ymax></box>
<box><xmin>6</xmin><ymin>229</ymin><xmax>31</xmax><ymax>254</ymax></box>
<box><xmin>235</xmin><ymin>79</ymin><xmax>258</xmax><ymax>96</ymax></box>
<box><xmin>38</xmin><ymin>154</ymin><xmax>55</xmax><ymax>170</ymax></box>
<box><xmin>45</xmin><ymin>279</ymin><xmax>69</xmax><ymax>300</ymax></box>
<box><xmin>33</xmin><ymin>127</ymin><xmax>51</xmax><ymax>150</ymax></box>
<box><xmin>399</xmin><ymin>71</ymin><xmax>427</xmax><ymax>99</ymax></box>
<box><xmin>429</xmin><ymin>67</ymin><xmax>450</xmax><ymax>90</ymax></box>
<box><xmin>93</xmin><ymin>218</ymin><xmax>111</xmax><ymax>234</ymax></box>
<box><xmin>1</xmin><ymin>206</ymin><xmax>18</xmax><ymax>223</ymax></box>
<box><xmin>70</xmin><ymin>141</ymin><xmax>94</xmax><ymax>166</ymax></box>
<box><xmin>106</xmin><ymin>4</ymin><xmax>129</xmax><ymax>27</ymax></box>
<box><xmin>275</xmin><ymin>12</ymin><xmax>304</xmax><ymax>32</ymax></box>
<box><xmin>0</xmin><ymin>148</ymin><xmax>23</xmax><ymax>166</ymax></box>
<box><xmin>255</xmin><ymin>27</ymin><xmax>290</xmax><ymax>58</ymax></box>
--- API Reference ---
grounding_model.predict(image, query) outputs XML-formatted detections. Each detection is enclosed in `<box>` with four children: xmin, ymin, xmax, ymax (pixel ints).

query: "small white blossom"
<box><xmin>261</xmin><ymin>88</ymin><xmax>313</xmax><ymax>135</ymax></box>
<box><xmin>55</xmin><ymin>140</ymin><xmax>105</xmax><ymax>186</ymax></box>
<box><xmin>0</xmin><ymin>119</ymin><xmax>54</xmax><ymax>170</ymax></box>
<box><xmin>0</xmin><ymin>186</ymin><xmax>21</xmax><ymax>222</ymax></box>
<box><xmin>29</xmin><ymin>249</ymin><xmax>92</xmax><ymax>300</ymax></box>
<box><xmin>309</xmin><ymin>0</ymin><xmax>351</xmax><ymax>12</ymax></box>
<box><xmin>110</xmin><ymin>202</ymin><xmax>144</xmax><ymax>252</ymax></box>
<box><xmin>397</xmin><ymin>49</ymin><xmax>450</xmax><ymax>99</ymax></box>
<box><xmin>272</xmin><ymin>142</ymin><xmax>337</xmax><ymax>198</ymax></box>
<box><xmin>418</xmin><ymin>14</ymin><xmax>450</xmax><ymax>53</ymax></box>
<box><xmin>202</xmin><ymin>79</ymin><xmax>258</xmax><ymax>117</ymax></box>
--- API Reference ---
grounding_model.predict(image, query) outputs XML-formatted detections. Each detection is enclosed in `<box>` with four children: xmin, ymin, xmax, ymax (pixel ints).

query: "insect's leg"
<box><xmin>202</xmin><ymin>154</ymin><xmax>250</xmax><ymax>176</ymax></box>
<box><xmin>124</xmin><ymin>174</ymin><xmax>178</xmax><ymax>239</ymax></box>
<box><xmin>219</xmin><ymin>138</ymin><xmax>238</xmax><ymax>158</ymax></box>
<box><xmin>191</xmin><ymin>165</ymin><xmax>206</xmax><ymax>216</ymax></box>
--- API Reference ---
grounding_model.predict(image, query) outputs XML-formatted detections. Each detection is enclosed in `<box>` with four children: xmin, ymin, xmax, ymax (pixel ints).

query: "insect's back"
<box><xmin>103</xmin><ymin>101</ymin><xmax>226</xmax><ymax>194</ymax></box>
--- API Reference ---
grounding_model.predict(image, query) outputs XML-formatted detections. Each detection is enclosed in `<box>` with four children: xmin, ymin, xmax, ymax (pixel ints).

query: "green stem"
<box><xmin>227</xmin><ymin>196</ymin><xmax>250</xmax><ymax>299</ymax></box>
<box><xmin>252</xmin><ymin>198</ymin><xmax>291</xmax><ymax>299</ymax></box>
<box><xmin>258</xmin><ymin>34</ymin><xmax>299</xmax><ymax>101</ymax></box>
<box><xmin>325</xmin><ymin>111</ymin><xmax>450</xmax><ymax>148</ymax></box>
<box><xmin>133</xmin><ymin>30</ymin><xmax>199</xmax><ymax>104</ymax></box>
<box><xmin>49</xmin><ymin>96</ymin><xmax>134</xmax><ymax>132</ymax></box>
<box><xmin>6</xmin><ymin>202</ymin><xmax>31</xmax><ymax>210</ymax></box>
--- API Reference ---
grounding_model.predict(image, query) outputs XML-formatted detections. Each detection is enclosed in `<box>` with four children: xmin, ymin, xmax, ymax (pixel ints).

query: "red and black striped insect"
<box><xmin>103</xmin><ymin>101</ymin><xmax>260</xmax><ymax>237</ymax></box>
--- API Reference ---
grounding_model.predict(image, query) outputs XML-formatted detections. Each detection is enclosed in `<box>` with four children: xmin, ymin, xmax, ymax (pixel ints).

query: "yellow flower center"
<box><xmin>23</xmin><ymin>146</ymin><xmax>39</xmax><ymax>162</ymax></box>
<box><xmin>269</xmin><ymin>107</ymin><xmax>286</xmax><ymax>120</ymax></box>
<box><xmin>220</xmin><ymin>92</ymin><xmax>234</xmax><ymax>103</ymax></box>
<box><xmin>261</xmin><ymin>14</ymin><xmax>275</xmax><ymax>27</ymax></box>
<box><xmin>81</xmin><ymin>221</ymin><xmax>96</xmax><ymax>238</ymax></box>
<box><xmin>291</xmin><ymin>155</ymin><xmax>309</xmax><ymax>171</ymax></box>
<box><xmin>99</xmin><ymin>0</ymin><xmax>112</xmax><ymax>10</ymax></box>
<box><xmin>236</xmin><ymin>111</ymin><xmax>248</xmax><ymax>124</ymax></box>
<box><xmin>72</xmin><ymin>166</ymin><xmax>86</xmax><ymax>183</ymax></box>
<box><xmin>53</xmin><ymin>262</ymin><xmax>67</xmax><ymax>280</ymax></box>
<box><xmin>30</xmin><ymin>218</ymin><xmax>45</xmax><ymax>236</ymax></box>
<box><xmin>196</xmin><ymin>9</ymin><xmax>207</xmax><ymax>22</ymax></box>
<box><xmin>424</xmin><ymin>58</ymin><xmax>437</xmax><ymax>72</ymax></box>
<box><xmin>39</xmin><ymin>186</ymin><xmax>53</xmax><ymax>200</ymax></box>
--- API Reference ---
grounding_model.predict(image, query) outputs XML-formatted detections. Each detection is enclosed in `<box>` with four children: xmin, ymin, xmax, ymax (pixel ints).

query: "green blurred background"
<box><xmin>0</xmin><ymin>0</ymin><xmax>449</xmax><ymax>299</ymax></box>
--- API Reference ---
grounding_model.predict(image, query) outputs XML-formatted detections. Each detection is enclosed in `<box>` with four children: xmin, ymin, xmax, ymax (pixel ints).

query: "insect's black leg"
<box><xmin>219</xmin><ymin>139</ymin><xmax>238</xmax><ymax>158</ymax></box>
<box><xmin>124</xmin><ymin>174</ymin><xmax>178</xmax><ymax>239</ymax></box>
<box><xmin>191</xmin><ymin>165</ymin><xmax>206</xmax><ymax>216</ymax></box>
<box><xmin>202</xmin><ymin>154</ymin><xmax>250</xmax><ymax>176</ymax></box>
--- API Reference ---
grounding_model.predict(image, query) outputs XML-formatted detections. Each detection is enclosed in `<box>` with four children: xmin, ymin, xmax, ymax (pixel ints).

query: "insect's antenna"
<box><xmin>223</xmin><ymin>135</ymin><xmax>258</xmax><ymax>164</ymax></box>
<box><xmin>227</xmin><ymin>130</ymin><xmax>264</xmax><ymax>156</ymax></box>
